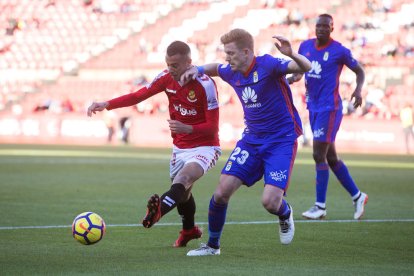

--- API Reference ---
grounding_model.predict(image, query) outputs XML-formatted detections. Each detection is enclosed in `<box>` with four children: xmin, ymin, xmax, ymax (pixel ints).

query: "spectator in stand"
<box><xmin>61</xmin><ymin>98</ymin><xmax>75</xmax><ymax>112</ymax></box>
<box><xmin>93</xmin><ymin>0</ymin><xmax>118</xmax><ymax>13</ymax></box>
<box><xmin>362</xmin><ymin>83</ymin><xmax>385</xmax><ymax>118</ymax></box>
<box><xmin>120</xmin><ymin>1</ymin><xmax>133</xmax><ymax>13</ymax></box>
<box><xmin>83</xmin><ymin>0</ymin><xmax>93</xmax><ymax>7</ymax></box>
<box><xmin>6</xmin><ymin>18</ymin><xmax>22</xmax><ymax>35</ymax></box>
<box><xmin>119</xmin><ymin>116</ymin><xmax>131</xmax><ymax>144</ymax></box>
<box><xmin>104</xmin><ymin>110</ymin><xmax>116</xmax><ymax>143</ymax></box>
<box><xmin>400</xmin><ymin>103</ymin><xmax>414</xmax><ymax>154</ymax></box>
<box><xmin>45</xmin><ymin>0</ymin><xmax>56</xmax><ymax>8</ymax></box>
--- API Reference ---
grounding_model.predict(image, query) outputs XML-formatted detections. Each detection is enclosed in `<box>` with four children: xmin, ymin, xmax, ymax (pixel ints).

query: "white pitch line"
<box><xmin>2</xmin><ymin>149</ymin><xmax>414</xmax><ymax>169</ymax></box>
<box><xmin>1</xmin><ymin>219</ymin><xmax>414</xmax><ymax>230</ymax></box>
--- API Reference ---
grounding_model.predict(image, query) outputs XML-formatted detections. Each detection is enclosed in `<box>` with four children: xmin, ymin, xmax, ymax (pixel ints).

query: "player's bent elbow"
<box><xmin>301</xmin><ymin>60</ymin><xmax>312</xmax><ymax>72</ymax></box>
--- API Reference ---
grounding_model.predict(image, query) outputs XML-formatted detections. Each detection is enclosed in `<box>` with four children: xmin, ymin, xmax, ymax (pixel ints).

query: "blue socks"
<box><xmin>207</xmin><ymin>196</ymin><xmax>227</xmax><ymax>249</ymax></box>
<box><xmin>315</xmin><ymin>160</ymin><xmax>360</xmax><ymax>207</ymax></box>
<box><xmin>275</xmin><ymin>199</ymin><xmax>291</xmax><ymax>220</ymax></box>
<box><xmin>207</xmin><ymin>196</ymin><xmax>291</xmax><ymax>249</ymax></box>
<box><xmin>315</xmin><ymin>163</ymin><xmax>329</xmax><ymax>206</ymax></box>
<box><xmin>330</xmin><ymin>160</ymin><xmax>359</xmax><ymax>197</ymax></box>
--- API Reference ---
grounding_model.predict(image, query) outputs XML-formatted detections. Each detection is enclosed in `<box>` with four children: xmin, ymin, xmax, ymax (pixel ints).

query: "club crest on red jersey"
<box><xmin>187</xmin><ymin>90</ymin><xmax>197</xmax><ymax>103</ymax></box>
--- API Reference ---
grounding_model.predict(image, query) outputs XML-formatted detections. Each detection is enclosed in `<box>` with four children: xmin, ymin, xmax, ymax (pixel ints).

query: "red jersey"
<box><xmin>107</xmin><ymin>70</ymin><xmax>220</xmax><ymax>148</ymax></box>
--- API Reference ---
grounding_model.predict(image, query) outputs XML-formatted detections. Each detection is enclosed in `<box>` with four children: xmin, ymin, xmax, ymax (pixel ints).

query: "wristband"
<box><xmin>196</xmin><ymin>66</ymin><xmax>205</xmax><ymax>75</ymax></box>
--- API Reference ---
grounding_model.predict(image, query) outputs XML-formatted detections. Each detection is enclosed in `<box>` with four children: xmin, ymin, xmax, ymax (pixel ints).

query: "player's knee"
<box><xmin>261</xmin><ymin>199</ymin><xmax>272</xmax><ymax>212</ymax></box>
<box><xmin>213</xmin><ymin>188</ymin><xmax>231</xmax><ymax>204</ymax></box>
<box><xmin>312</xmin><ymin>151</ymin><xmax>325</xmax><ymax>163</ymax></box>
<box><xmin>261</xmin><ymin>196</ymin><xmax>281</xmax><ymax>213</ymax></box>
<box><xmin>262</xmin><ymin>201</ymin><xmax>279</xmax><ymax>214</ymax></box>
<box><xmin>174</xmin><ymin>174</ymin><xmax>196</xmax><ymax>189</ymax></box>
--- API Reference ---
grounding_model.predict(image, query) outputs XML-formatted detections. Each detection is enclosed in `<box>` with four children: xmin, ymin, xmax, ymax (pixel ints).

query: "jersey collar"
<box><xmin>314</xmin><ymin>38</ymin><xmax>333</xmax><ymax>50</ymax></box>
<box><xmin>243</xmin><ymin>56</ymin><xmax>256</xmax><ymax>77</ymax></box>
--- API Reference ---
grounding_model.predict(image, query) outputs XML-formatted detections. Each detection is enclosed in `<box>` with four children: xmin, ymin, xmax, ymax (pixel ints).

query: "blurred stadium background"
<box><xmin>0</xmin><ymin>0</ymin><xmax>413</xmax><ymax>154</ymax></box>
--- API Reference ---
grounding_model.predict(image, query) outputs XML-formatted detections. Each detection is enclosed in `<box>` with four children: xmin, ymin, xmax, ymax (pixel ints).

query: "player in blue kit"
<box><xmin>181</xmin><ymin>28</ymin><xmax>311</xmax><ymax>256</ymax></box>
<box><xmin>288</xmin><ymin>14</ymin><xmax>368</xmax><ymax>220</ymax></box>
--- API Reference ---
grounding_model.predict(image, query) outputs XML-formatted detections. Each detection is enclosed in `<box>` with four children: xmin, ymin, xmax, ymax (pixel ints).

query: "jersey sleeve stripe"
<box><xmin>279</xmin><ymin>79</ymin><xmax>303</xmax><ymax>136</ymax></box>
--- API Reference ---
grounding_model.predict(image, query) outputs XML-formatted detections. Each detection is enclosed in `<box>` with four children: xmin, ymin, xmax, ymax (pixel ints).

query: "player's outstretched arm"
<box><xmin>273</xmin><ymin>35</ymin><xmax>311</xmax><ymax>74</ymax></box>
<box><xmin>87</xmin><ymin>101</ymin><xmax>109</xmax><ymax>117</ymax></box>
<box><xmin>180</xmin><ymin>63</ymin><xmax>220</xmax><ymax>84</ymax></box>
<box><xmin>286</xmin><ymin>52</ymin><xmax>311</xmax><ymax>74</ymax></box>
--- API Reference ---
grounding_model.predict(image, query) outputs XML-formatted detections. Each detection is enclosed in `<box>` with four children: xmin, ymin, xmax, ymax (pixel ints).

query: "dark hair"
<box><xmin>166</xmin><ymin>41</ymin><xmax>191</xmax><ymax>57</ymax></box>
<box><xmin>318</xmin><ymin>13</ymin><xmax>333</xmax><ymax>21</ymax></box>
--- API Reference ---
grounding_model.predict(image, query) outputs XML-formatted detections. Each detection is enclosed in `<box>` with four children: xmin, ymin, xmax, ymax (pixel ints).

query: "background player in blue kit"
<box><xmin>181</xmin><ymin>28</ymin><xmax>311</xmax><ymax>256</ymax></box>
<box><xmin>288</xmin><ymin>14</ymin><xmax>368</xmax><ymax>220</ymax></box>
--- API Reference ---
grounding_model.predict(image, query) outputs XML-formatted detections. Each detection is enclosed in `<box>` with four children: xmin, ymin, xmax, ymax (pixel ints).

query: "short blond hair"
<box><xmin>220</xmin><ymin>29</ymin><xmax>254</xmax><ymax>51</ymax></box>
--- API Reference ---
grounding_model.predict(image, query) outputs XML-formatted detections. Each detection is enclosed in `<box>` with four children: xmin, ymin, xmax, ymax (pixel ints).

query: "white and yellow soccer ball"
<box><xmin>72</xmin><ymin>212</ymin><xmax>106</xmax><ymax>245</ymax></box>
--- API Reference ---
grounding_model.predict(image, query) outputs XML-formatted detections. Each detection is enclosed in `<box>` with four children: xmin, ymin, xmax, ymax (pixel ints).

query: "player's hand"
<box><xmin>87</xmin><ymin>101</ymin><xmax>109</xmax><ymax>117</ymax></box>
<box><xmin>287</xmin><ymin>73</ymin><xmax>304</xmax><ymax>84</ymax></box>
<box><xmin>351</xmin><ymin>91</ymin><xmax>363</xmax><ymax>108</ymax></box>
<box><xmin>273</xmin><ymin>35</ymin><xmax>293</xmax><ymax>57</ymax></box>
<box><xmin>180</xmin><ymin>65</ymin><xmax>198</xmax><ymax>85</ymax></box>
<box><xmin>168</xmin><ymin>119</ymin><xmax>193</xmax><ymax>134</ymax></box>
<box><xmin>287</xmin><ymin>74</ymin><xmax>297</xmax><ymax>84</ymax></box>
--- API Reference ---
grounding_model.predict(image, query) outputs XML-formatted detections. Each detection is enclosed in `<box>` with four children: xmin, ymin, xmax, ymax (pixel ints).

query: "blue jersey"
<box><xmin>298</xmin><ymin>38</ymin><xmax>359</xmax><ymax>112</ymax></box>
<box><xmin>218</xmin><ymin>54</ymin><xmax>302</xmax><ymax>144</ymax></box>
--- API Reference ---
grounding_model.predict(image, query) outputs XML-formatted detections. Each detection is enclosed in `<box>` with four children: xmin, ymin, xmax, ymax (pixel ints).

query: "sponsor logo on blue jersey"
<box><xmin>308</xmin><ymin>61</ymin><xmax>322</xmax><ymax>79</ymax></box>
<box><xmin>313</xmin><ymin>127</ymin><xmax>325</xmax><ymax>138</ymax></box>
<box><xmin>242</xmin><ymin>87</ymin><xmax>262</xmax><ymax>108</ymax></box>
<box><xmin>270</xmin><ymin>170</ymin><xmax>287</xmax><ymax>181</ymax></box>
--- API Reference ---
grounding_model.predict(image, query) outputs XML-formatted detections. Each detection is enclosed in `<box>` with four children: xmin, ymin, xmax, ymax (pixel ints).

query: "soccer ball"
<box><xmin>72</xmin><ymin>212</ymin><xmax>106</xmax><ymax>245</ymax></box>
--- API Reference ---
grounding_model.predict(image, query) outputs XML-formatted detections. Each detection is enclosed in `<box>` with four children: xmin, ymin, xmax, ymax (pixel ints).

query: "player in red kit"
<box><xmin>87</xmin><ymin>41</ymin><xmax>221</xmax><ymax>247</ymax></box>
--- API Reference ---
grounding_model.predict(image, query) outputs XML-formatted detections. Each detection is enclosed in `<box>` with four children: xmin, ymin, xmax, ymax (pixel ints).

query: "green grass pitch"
<box><xmin>0</xmin><ymin>143</ymin><xmax>413</xmax><ymax>275</ymax></box>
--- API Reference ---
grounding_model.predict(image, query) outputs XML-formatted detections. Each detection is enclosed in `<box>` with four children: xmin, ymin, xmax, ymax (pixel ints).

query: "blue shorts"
<box><xmin>309</xmin><ymin>109</ymin><xmax>343</xmax><ymax>143</ymax></box>
<box><xmin>221</xmin><ymin>139</ymin><xmax>298</xmax><ymax>192</ymax></box>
